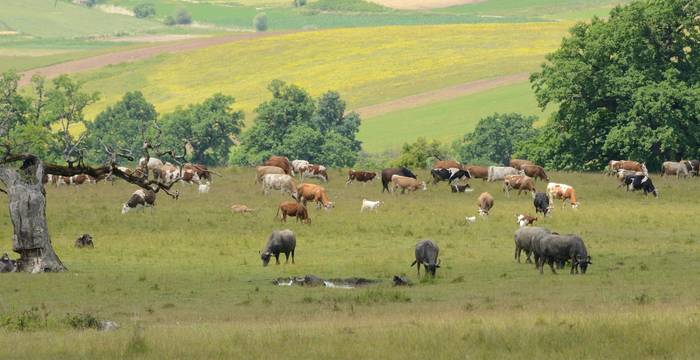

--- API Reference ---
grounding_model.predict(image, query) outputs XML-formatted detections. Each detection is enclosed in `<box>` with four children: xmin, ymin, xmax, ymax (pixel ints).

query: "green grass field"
<box><xmin>441</xmin><ymin>0</ymin><xmax>632</xmax><ymax>20</ymax></box>
<box><xmin>1</xmin><ymin>168</ymin><xmax>699</xmax><ymax>358</ymax></box>
<box><xmin>358</xmin><ymin>81</ymin><xmax>554</xmax><ymax>152</ymax></box>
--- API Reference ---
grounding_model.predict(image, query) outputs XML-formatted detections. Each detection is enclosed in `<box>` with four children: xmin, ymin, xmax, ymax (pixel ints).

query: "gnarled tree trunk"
<box><xmin>0</xmin><ymin>157</ymin><xmax>65</xmax><ymax>272</ymax></box>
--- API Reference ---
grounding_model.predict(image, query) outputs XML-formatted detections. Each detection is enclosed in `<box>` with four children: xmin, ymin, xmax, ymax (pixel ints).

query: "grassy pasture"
<box><xmin>78</xmin><ymin>22</ymin><xmax>570</xmax><ymax>118</ymax></box>
<box><xmin>358</xmin><ymin>81</ymin><xmax>553</xmax><ymax>152</ymax></box>
<box><xmin>441</xmin><ymin>0</ymin><xmax>632</xmax><ymax>20</ymax></box>
<box><xmin>0</xmin><ymin>168</ymin><xmax>699</xmax><ymax>358</ymax></box>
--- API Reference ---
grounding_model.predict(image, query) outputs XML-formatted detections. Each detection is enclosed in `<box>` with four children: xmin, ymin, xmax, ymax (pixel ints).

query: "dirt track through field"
<box><xmin>353</xmin><ymin>72</ymin><xmax>529</xmax><ymax>119</ymax></box>
<box><xmin>18</xmin><ymin>31</ymin><xmax>295</xmax><ymax>86</ymax></box>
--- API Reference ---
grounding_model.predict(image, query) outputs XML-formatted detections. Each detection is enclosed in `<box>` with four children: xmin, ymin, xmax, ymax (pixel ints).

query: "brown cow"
<box><xmin>465</xmin><ymin>165</ymin><xmax>488</xmax><ymax>181</ymax></box>
<box><xmin>264</xmin><ymin>156</ymin><xmax>293</xmax><ymax>175</ymax></box>
<box><xmin>477</xmin><ymin>192</ymin><xmax>494</xmax><ymax>216</ymax></box>
<box><xmin>433</xmin><ymin>160</ymin><xmax>462</xmax><ymax>169</ymax></box>
<box><xmin>503</xmin><ymin>175</ymin><xmax>536</xmax><ymax>197</ymax></box>
<box><xmin>277</xmin><ymin>201</ymin><xmax>310</xmax><ymax>224</ymax></box>
<box><xmin>520</xmin><ymin>165</ymin><xmax>549</xmax><ymax>181</ymax></box>
<box><xmin>391</xmin><ymin>175</ymin><xmax>427</xmax><ymax>194</ymax></box>
<box><xmin>346</xmin><ymin>170</ymin><xmax>377</xmax><ymax>185</ymax></box>
<box><xmin>296</xmin><ymin>183</ymin><xmax>333</xmax><ymax>209</ymax></box>
<box><xmin>509</xmin><ymin>159</ymin><xmax>534</xmax><ymax>170</ymax></box>
<box><xmin>183</xmin><ymin>163</ymin><xmax>216</xmax><ymax>183</ymax></box>
<box><xmin>613</xmin><ymin>160</ymin><xmax>647</xmax><ymax>174</ymax></box>
<box><xmin>256</xmin><ymin>166</ymin><xmax>285</xmax><ymax>183</ymax></box>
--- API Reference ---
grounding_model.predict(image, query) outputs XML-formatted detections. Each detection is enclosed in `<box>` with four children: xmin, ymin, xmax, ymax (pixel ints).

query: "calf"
<box><xmin>391</xmin><ymin>175</ymin><xmax>427</xmax><ymax>194</ymax></box>
<box><xmin>513</xmin><ymin>226</ymin><xmax>551</xmax><ymax>263</ymax></box>
<box><xmin>74</xmin><ymin>234</ymin><xmax>94</xmax><ymax>248</ymax></box>
<box><xmin>231</xmin><ymin>204</ymin><xmax>256</xmax><ymax>213</ymax></box>
<box><xmin>121</xmin><ymin>188</ymin><xmax>156</xmax><ymax>214</ymax></box>
<box><xmin>346</xmin><ymin>170</ymin><xmax>377</xmax><ymax>185</ymax></box>
<box><xmin>410</xmin><ymin>240</ymin><xmax>440</xmax><ymax>277</ymax></box>
<box><xmin>360</xmin><ymin>199</ymin><xmax>383</xmax><ymax>212</ymax></box>
<box><xmin>516</xmin><ymin>214</ymin><xmax>538</xmax><ymax>228</ymax></box>
<box><xmin>533</xmin><ymin>192</ymin><xmax>551</xmax><ymax>217</ymax></box>
<box><xmin>277</xmin><ymin>201</ymin><xmax>310</xmax><ymax>224</ymax></box>
<box><xmin>535</xmin><ymin>234</ymin><xmax>591</xmax><ymax>274</ymax></box>
<box><xmin>260</xmin><ymin>229</ymin><xmax>296</xmax><ymax>266</ymax></box>
<box><xmin>0</xmin><ymin>253</ymin><xmax>17</xmax><ymax>273</ymax></box>
<box><xmin>451</xmin><ymin>184</ymin><xmax>471</xmax><ymax>193</ymax></box>
<box><xmin>477</xmin><ymin>192</ymin><xmax>494</xmax><ymax>216</ymax></box>
<box><xmin>623</xmin><ymin>175</ymin><xmax>658</xmax><ymax>197</ymax></box>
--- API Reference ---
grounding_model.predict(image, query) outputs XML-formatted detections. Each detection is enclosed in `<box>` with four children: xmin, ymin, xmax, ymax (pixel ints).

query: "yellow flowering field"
<box><xmin>80</xmin><ymin>22</ymin><xmax>571</xmax><ymax>120</ymax></box>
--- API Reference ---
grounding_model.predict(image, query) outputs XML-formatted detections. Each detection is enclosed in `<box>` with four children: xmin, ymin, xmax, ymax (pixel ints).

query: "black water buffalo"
<box><xmin>260</xmin><ymin>229</ymin><xmax>296</xmax><ymax>266</ymax></box>
<box><xmin>535</xmin><ymin>234</ymin><xmax>591</xmax><ymax>274</ymax></box>
<box><xmin>0</xmin><ymin>253</ymin><xmax>17</xmax><ymax>273</ymax></box>
<box><xmin>430</xmin><ymin>168</ymin><xmax>470</xmax><ymax>184</ymax></box>
<box><xmin>623</xmin><ymin>175</ymin><xmax>658</xmax><ymax>197</ymax></box>
<box><xmin>533</xmin><ymin>192</ymin><xmax>551</xmax><ymax>216</ymax></box>
<box><xmin>410</xmin><ymin>240</ymin><xmax>440</xmax><ymax>277</ymax></box>
<box><xmin>381</xmin><ymin>167</ymin><xmax>416</xmax><ymax>193</ymax></box>
<box><xmin>514</xmin><ymin>227</ymin><xmax>552</xmax><ymax>263</ymax></box>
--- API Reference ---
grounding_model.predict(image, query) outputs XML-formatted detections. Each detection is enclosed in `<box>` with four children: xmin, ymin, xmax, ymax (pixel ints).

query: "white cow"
<box><xmin>487</xmin><ymin>166</ymin><xmax>519</xmax><ymax>182</ymax></box>
<box><xmin>261</xmin><ymin>174</ymin><xmax>297</xmax><ymax>197</ymax></box>
<box><xmin>360</xmin><ymin>199</ymin><xmax>383</xmax><ymax>212</ymax></box>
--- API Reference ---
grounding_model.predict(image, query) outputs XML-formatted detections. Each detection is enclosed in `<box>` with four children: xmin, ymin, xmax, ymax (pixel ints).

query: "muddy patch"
<box><xmin>274</xmin><ymin>275</ymin><xmax>380</xmax><ymax>289</ymax></box>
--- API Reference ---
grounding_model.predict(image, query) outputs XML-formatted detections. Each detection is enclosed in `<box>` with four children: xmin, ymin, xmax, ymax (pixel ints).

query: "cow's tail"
<box><xmin>410</xmin><ymin>260</ymin><xmax>417</xmax><ymax>267</ymax></box>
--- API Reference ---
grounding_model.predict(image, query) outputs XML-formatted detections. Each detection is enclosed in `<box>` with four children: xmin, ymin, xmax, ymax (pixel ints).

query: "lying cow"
<box><xmin>410</xmin><ymin>239</ymin><xmax>440</xmax><ymax>278</ymax></box>
<box><xmin>509</xmin><ymin>159</ymin><xmax>534</xmax><ymax>170</ymax></box>
<box><xmin>277</xmin><ymin>201</ymin><xmax>310</xmax><ymax>224</ymax></box>
<box><xmin>231</xmin><ymin>204</ymin><xmax>256</xmax><ymax>213</ymax></box>
<box><xmin>533</xmin><ymin>192</ymin><xmax>551</xmax><ymax>217</ymax></box>
<box><xmin>534</xmin><ymin>234</ymin><xmax>591</xmax><ymax>274</ymax></box>
<box><xmin>260</xmin><ymin>229</ymin><xmax>296</xmax><ymax>266</ymax></box>
<box><xmin>360</xmin><ymin>199</ymin><xmax>383</xmax><ymax>212</ymax></box>
<box><xmin>514</xmin><ymin>226</ymin><xmax>551</xmax><ymax>263</ymax></box>
<box><xmin>516</xmin><ymin>214</ymin><xmax>538</xmax><ymax>227</ymax></box>
<box><xmin>503</xmin><ymin>175</ymin><xmax>536</xmax><ymax>197</ymax></box>
<box><xmin>430</xmin><ymin>167</ymin><xmax>470</xmax><ymax>184</ymax></box>
<box><xmin>547</xmin><ymin>182</ymin><xmax>579</xmax><ymax>209</ymax></box>
<box><xmin>661</xmin><ymin>161</ymin><xmax>690</xmax><ymax>178</ymax></box>
<box><xmin>477</xmin><ymin>192</ymin><xmax>494</xmax><ymax>216</ymax></box>
<box><xmin>297</xmin><ymin>183</ymin><xmax>333</xmax><ymax>209</ymax></box>
<box><xmin>121</xmin><ymin>188</ymin><xmax>156</xmax><ymax>214</ymax></box>
<box><xmin>487</xmin><ymin>166</ymin><xmax>519</xmax><ymax>182</ymax></box>
<box><xmin>623</xmin><ymin>175</ymin><xmax>658</xmax><ymax>197</ymax></box>
<box><xmin>0</xmin><ymin>253</ymin><xmax>17</xmax><ymax>273</ymax></box>
<box><xmin>261</xmin><ymin>174</ymin><xmax>298</xmax><ymax>198</ymax></box>
<box><xmin>451</xmin><ymin>184</ymin><xmax>471</xmax><ymax>193</ymax></box>
<box><xmin>391</xmin><ymin>175</ymin><xmax>426</xmax><ymax>194</ymax></box>
<box><xmin>346</xmin><ymin>170</ymin><xmax>377</xmax><ymax>185</ymax></box>
<box><xmin>381</xmin><ymin>167</ymin><xmax>416</xmax><ymax>193</ymax></box>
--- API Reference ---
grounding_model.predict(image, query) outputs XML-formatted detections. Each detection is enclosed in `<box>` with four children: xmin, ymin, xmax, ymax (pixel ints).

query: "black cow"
<box><xmin>533</xmin><ymin>192</ymin><xmax>550</xmax><ymax>216</ymax></box>
<box><xmin>535</xmin><ymin>234</ymin><xmax>591</xmax><ymax>274</ymax></box>
<box><xmin>410</xmin><ymin>239</ymin><xmax>440</xmax><ymax>277</ymax></box>
<box><xmin>381</xmin><ymin>167</ymin><xmax>416</xmax><ymax>193</ymax></box>
<box><xmin>623</xmin><ymin>175</ymin><xmax>658</xmax><ymax>197</ymax></box>
<box><xmin>260</xmin><ymin>229</ymin><xmax>296</xmax><ymax>266</ymax></box>
<box><xmin>0</xmin><ymin>253</ymin><xmax>17</xmax><ymax>273</ymax></box>
<box><xmin>430</xmin><ymin>168</ymin><xmax>471</xmax><ymax>184</ymax></box>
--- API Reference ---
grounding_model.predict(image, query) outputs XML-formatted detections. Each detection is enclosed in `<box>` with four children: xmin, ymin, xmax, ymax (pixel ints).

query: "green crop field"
<box><xmin>0</xmin><ymin>168</ymin><xmax>699</xmax><ymax>358</ymax></box>
<box><xmin>358</xmin><ymin>81</ymin><xmax>554</xmax><ymax>152</ymax></box>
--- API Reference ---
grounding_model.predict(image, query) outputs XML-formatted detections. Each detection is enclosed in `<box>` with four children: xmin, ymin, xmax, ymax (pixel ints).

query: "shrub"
<box><xmin>175</xmin><ymin>9</ymin><xmax>192</xmax><ymax>25</ymax></box>
<box><xmin>133</xmin><ymin>3</ymin><xmax>156</xmax><ymax>18</ymax></box>
<box><xmin>293</xmin><ymin>0</ymin><xmax>306</xmax><ymax>7</ymax></box>
<box><xmin>64</xmin><ymin>313</ymin><xmax>100</xmax><ymax>330</ymax></box>
<box><xmin>163</xmin><ymin>16</ymin><xmax>176</xmax><ymax>26</ymax></box>
<box><xmin>254</xmin><ymin>13</ymin><xmax>268</xmax><ymax>32</ymax></box>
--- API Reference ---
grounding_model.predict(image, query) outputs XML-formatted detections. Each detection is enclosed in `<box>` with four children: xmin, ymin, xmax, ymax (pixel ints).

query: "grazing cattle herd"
<box><xmin>31</xmin><ymin>154</ymin><xmax>700</xmax><ymax>280</ymax></box>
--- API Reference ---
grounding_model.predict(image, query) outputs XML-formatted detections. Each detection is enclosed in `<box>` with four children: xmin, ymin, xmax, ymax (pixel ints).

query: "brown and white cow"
<box><xmin>183</xmin><ymin>163</ymin><xmax>215</xmax><ymax>183</ymax></box>
<box><xmin>301</xmin><ymin>164</ymin><xmax>328</xmax><ymax>182</ymax></box>
<box><xmin>503</xmin><ymin>175</ymin><xmax>536</xmax><ymax>197</ymax></box>
<box><xmin>547</xmin><ymin>182</ymin><xmax>579</xmax><ymax>209</ymax></box>
<box><xmin>264</xmin><ymin>156</ymin><xmax>294</xmax><ymax>176</ymax></box>
<box><xmin>346</xmin><ymin>170</ymin><xmax>377</xmax><ymax>185</ymax></box>
<box><xmin>519</xmin><ymin>165</ymin><xmax>549</xmax><ymax>181</ymax></box>
<box><xmin>661</xmin><ymin>161</ymin><xmax>690</xmax><ymax>178</ymax></box>
<box><xmin>509</xmin><ymin>159</ymin><xmax>534</xmax><ymax>170</ymax></box>
<box><xmin>277</xmin><ymin>201</ymin><xmax>310</xmax><ymax>224</ymax></box>
<box><xmin>477</xmin><ymin>192</ymin><xmax>494</xmax><ymax>216</ymax></box>
<box><xmin>121</xmin><ymin>188</ymin><xmax>156</xmax><ymax>214</ymax></box>
<box><xmin>391</xmin><ymin>175</ymin><xmax>427</xmax><ymax>194</ymax></box>
<box><xmin>296</xmin><ymin>183</ymin><xmax>333</xmax><ymax>209</ymax></box>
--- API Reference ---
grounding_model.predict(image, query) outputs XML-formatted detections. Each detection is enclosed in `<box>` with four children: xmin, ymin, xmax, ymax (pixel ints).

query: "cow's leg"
<box><xmin>548</xmin><ymin>259</ymin><xmax>557</xmax><ymax>274</ymax></box>
<box><xmin>284</xmin><ymin>252</ymin><xmax>290</xmax><ymax>264</ymax></box>
<box><xmin>525</xmin><ymin>250</ymin><xmax>532</xmax><ymax>264</ymax></box>
<box><xmin>275</xmin><ymin>254</ymin><xmax>280</xmax><ymax>265</ymax></box>
<box><xmin>291</xmin><ymin>250</ymin><xmax>295</xmax><ymax>264</ymax></box>
<box><xmin>537</xmin><ymin>257</ymin><xmax>544</xmax><ymax>274</ymax></box>
<box><xmin>515</xmin><ymin>246</ymin><xmax>520</xmax><ymax>262</ymax></box>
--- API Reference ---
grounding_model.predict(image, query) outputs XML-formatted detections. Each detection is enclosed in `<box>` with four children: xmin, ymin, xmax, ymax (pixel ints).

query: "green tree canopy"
<box><xmin>86</xmin><ymin>91</ymin><xmax>157</xmax><ymax>163</ymax></box>
<box><xmin>526</xmin><ymin>0</ymin><xmax>700</xmax><ymax>170</ymax></box>
<box><xmin>160</xmin><ymin>93</ymin><xmax>243</xmax><ymax>165</ymax></box>
<box><xmin>233</xmin><ymin>80</ymin><xmax>361</xmax><ymax>167</ymax></box>
<box><xmin>453</xmin><ymin>113</ymin><xmax>537</xmax><ymax>165</ymax></box>
<box><xmin>393</xmin><ymin>137</ymin><xmax>448</xmax><ymax>169</ymax></box>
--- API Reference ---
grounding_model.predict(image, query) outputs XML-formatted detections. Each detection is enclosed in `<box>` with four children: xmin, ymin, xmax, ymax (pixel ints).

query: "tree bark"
<box><xmin>0</xmin><ymin>157</ymin><xmax>65</xmax><ymax>272</ymax></box>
